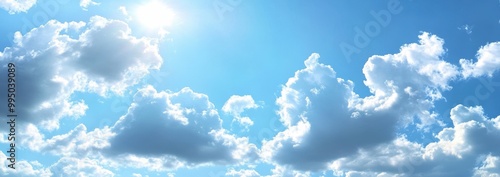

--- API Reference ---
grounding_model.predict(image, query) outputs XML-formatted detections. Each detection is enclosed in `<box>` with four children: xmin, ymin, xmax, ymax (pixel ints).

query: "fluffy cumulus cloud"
<box><xmin>0</xmin><ymin>152</ymin><xmax>51</xmax><ymax>177</ymax></box>
<box><xmin>14</xmin><ymin>31</ymin><xmax>499</xmax><ymax>176</ymax></box>
<box><xmin>3</xmin><ymin>8</ymin><xmax>500</xmax><ymax>175</ymax></box>
<box><xmin>1</xmin><ymin>155</ymin><xmax>109</xmax><ymax>177</ymax></box>
<box><xmin>20</xmin><ymin>123</ymin><xmax>113</xmax><ymax>157</ymax></box>
<box><xmin>0</xmin><ymin>16</ymin><xmax>162</xmax><ymax>130</ymax></box>
<box><xmin>358</xmin><ymin>32</ymin><xmax>458</xmax><ymax>128</ymax></box>
<box><xmin>461</xmin><ymin>42</ymin><xmax>500</xmax><ymax>78</ymax></box>
<box><xmin>14</xmin><ymin>123</ymin><xmax>115</xmax><ymax>176</ymax></box>
<box><xmin>329</xmin><ymin>104</ymin><xmax>500</xmax><ymax>177</ymax></box>
<box><xmin>262</xmin><ymin>52</ymin><xmax>398</xmax><ymax>171</ymax></box>
<box><xmin>261</xmin><ymin>32</ymin><xmax>493</xmax><ymax>173</ymax></box>
<box><xmin>104</xmin><ymin>86</ymin><xmax>259</xmax><ymax>167</ymax></box>
<box><xmin>0</xmin><ymin>0</ymin><xmax>37</xmax><ymax>14</ymax></box>
<box><xmin>17</xmin><ymin>85</ymin><xmax>260</xmax><ymax>172</ymax></box>
<box><xmin>474</xmin><ymin>154</ymin><xmax>500</xmax><ymax>177</ymax></box>
<box><xmin>49</xmin><ymin>157</ymin><xmax>113</xmax><ymax>177</ymax></box>
<box><xmin>223</xmin><ymin>95</ymin><xmax>260</xmax><ymax>130</ymax></box>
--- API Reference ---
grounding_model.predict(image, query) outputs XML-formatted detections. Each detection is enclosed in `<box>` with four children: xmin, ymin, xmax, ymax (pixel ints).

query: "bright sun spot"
<box><xmin>135</xmin><ymin>1</ymin><xmax>176</xmax><ymax>29</ymax></box>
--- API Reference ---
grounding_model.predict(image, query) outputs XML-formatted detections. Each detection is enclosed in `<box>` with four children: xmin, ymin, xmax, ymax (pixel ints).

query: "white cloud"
<box><xmin>71</xmin><ymin>16</ymin><xmax>162</xmax><ymax>94</ymax></box>
<box><xmin>263</xmin><ymin>53</ymin><xmax>390</xmax><ymax>170</ymax></box>
<box><xmin>0</xmin><ymin>0</ymin><xmax>37</xmax><ymax>14</ymax></box>
<box><xmin>20</xmin><ymin>123</ymin><xmax>113</xmax><ymax>157</ymax></box>
<box><xmin>264</xmin><ymin>52</ymin><xmax>397</xmax><ymax>170</ymax></box>
<box><xmin>329</xmin><ymin>104</ymin><xmax>500</xmax><ymax>177</ymax></box>
<box><xmin>223</xmin><ymin>95</ymin><xmax>260</xmax><ymax>130</ymax></box>
<box><xmin>49</xmin><ymin>157</ymin><xmax>113</xmax><ymax>177</ymax></box>
<box><xmin>119</xmin><ymin>6</ymin><xmax>128</xmax><ymax>16</ymax></box>
<box><xmin>266</xmin><ymin>165</ymin><xmax>311</xmax><ymax>177</ymax></box>
<box><xmin>0</xmin><ymin>152</ymin><xmax>51</xmax><ymax>177</ymax></box>
<box><xmin>358</xmin><ymin>32</ymin><xmax>458</xmax><ymax>127</ymax></box>
<box><xmin>80</xmin><ymin>0</ymin><xmax>100</xmax><ymax>10</ymax></box>
<box><xmin>230</xmin><ymin>164</ymin><xmax>314</xmax><ymax>177</ymax></box>
<box><xmin>458</xmin><ymin>24</ymin><xmax>473</xmax><ymax>35</ymax></box>
<box><xmin>4</xmin><ymin>11</ymin><xmax>499</xmax><ymax>176</ymax></box>
<box><xmin>474</xmin><ymin>154</ymin><xmax>500</xmax><ymax>177</ymax></box>
<box><xmin>16</xmin><ymin>85</ymin><xmax>259</xmax><ymax>172</ymax></box>
<box><xmin>424</xmin><ymin>105</ymin><xmax>500</xmax><ymax>161</ymax></box>
<box><xmin>12</xmin><ymin>122</ymin><xmax>117</xmax><ymax>175</ymax></box>
<box><xmin>0</xmin><ymin>16</ymin><xmax>162</xmax><ymax>130</ymax></box>
<box><xmin>119</xmin><ymin>6</ymin><xmax>131</xmax><ymax>20</ymax></box>
<box><xmin>101</xmin><ymin>153</ymin><xmax>185</xmax><ymax>172</ymax></box>
<box><xmin>223</xmin><ymin>95</ymin><xmax>259</xmax><ymax>115</ymax></box>
<box><xmin>226</xmin><ymin>168</ymin><xmax>260</xmax><ymax>177</ymax></box>
<box><xmin>104</xmin><ymin>86</ymin><xmax>259</xmax><ymax>167</ymax></box>
<box><xmin>262</xmin><ymin>33</ymin><xmax>461</xmax><ymax>171</ymax></box>
<box><xmin>329</xmin><ymin>136</ymin><xmax>425</xmax><ymax>177</ymax></box>
<box><xmin>461</xmin><ymin>42</ymin><xmax>500</xmax><ymax>78</ymax></box>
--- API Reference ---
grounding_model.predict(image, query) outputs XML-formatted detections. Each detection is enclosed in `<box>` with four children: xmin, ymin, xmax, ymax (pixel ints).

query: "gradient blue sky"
<box><xmin>1</xmin><ymin>0</ymin><xmax>500</xmax><ymax>176</ymax></box>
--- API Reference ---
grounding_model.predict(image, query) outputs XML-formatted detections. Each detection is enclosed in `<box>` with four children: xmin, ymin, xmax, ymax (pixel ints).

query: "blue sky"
<box><xmin>1</xmin><ymin>0</ymin><xmax>500</xmax><ymax>176</ymax></box>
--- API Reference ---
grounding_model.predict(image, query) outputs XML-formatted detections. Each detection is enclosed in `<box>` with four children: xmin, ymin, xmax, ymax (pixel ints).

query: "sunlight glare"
<box><xmin>135</xmin><ymin>1</ymin><xmax>176</xmax><ymax>29</ymax></box>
